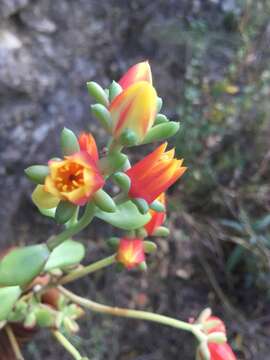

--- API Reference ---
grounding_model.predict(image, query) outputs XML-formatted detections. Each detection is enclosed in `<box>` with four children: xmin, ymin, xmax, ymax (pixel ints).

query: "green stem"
<box><xmin>52</xmin><ymin>330</ymin><xmax>86</xmax><ymax>360</ymax></box>
<box><xmin>59</xmin><ymin>286</ymin><xmax>204</xmax><ymax>340</ymax></box>
<box><xmin>47</xmin><ymin>203</ymin><xmax>95</xmax><ymax>250</ymax></box>
<box><xmin>59</xmin><ymin>254</ymin><xmax>116</xmax><ymax>285</ymax></box>
<box><xmin>5</xmin><ymin>325</ymin><xmax>25</xmax><ymax>360</ymax></box>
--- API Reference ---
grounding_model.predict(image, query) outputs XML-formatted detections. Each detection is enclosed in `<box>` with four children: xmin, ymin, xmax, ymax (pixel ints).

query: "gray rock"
<box><xmin>0</xmin><ymin>0</ymin><xmax>29</xmax><ymax>18</ymax></box>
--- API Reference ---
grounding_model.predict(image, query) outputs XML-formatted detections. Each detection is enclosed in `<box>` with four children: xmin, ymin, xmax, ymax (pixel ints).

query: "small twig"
<box><xmin>52</xmin><ymin>330</ymin><xmax>87</xmax><ymax>360</ymax></box>
<box><xmin>5</xmin><ymin>325</ymin><xmax>25</xmax><ymax>360</ymax></box>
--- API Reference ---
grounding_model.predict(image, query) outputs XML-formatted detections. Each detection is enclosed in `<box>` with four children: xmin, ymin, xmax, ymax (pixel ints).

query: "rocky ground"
<box><xmin>0</xmin><ymin>1</ymin><xmax>269</xmax><ymax>359</ymax></box>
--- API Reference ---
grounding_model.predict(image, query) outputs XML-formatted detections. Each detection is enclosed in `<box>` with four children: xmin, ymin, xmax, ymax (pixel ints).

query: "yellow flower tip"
<box><xmin>118</xmin><ymin>61</ymin><xmax>152</xmax><ymax>89</ymax></box>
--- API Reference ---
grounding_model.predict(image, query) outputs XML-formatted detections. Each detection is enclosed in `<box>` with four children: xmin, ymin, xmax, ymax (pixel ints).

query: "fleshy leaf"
<box><xmin>95</xmin><ymin>200</ymin><xmax>151</xmax><ymax>230</ymax></box>
<box><xmin>45</xmin><ymin>240</ymin><xmax>85</xmax><ymax>271</ymax></box>
<box><xmin>0</xmin><ymin>245</ymin><xmax>50</xmax><ymax>287</ymax></box>
<box><xmin>0</xmin><ymin>286</ymin><xmax>22</xmax><ymax>321</ymax></box>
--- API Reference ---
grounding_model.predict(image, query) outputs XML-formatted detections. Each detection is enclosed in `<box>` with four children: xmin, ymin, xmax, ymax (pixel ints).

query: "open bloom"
<box><xmin>144</xmin><ymin>193</ymin><xmax>166</xmax><ymax>235</ymax></box>
<box><xmin>32</xmin><ymin>151</ymin><xmax>104</xmax><ymax>208</ymax></box>
<box><xmin>118</xmin><ymin>61</ymin><xmax>152</xmax><ymax>89</ymax></box>
<box><xmin>109</xmin><ymin>81</ymin><xmax>157</xmax><ymax>142</ymax></box>
<box><xmin>117</xmin><ymin>238</ymin><xmax>145</xmax><ymax>269</ymax></box>
<box><xmin>78</xmin><ymin>132</ymin><xmax>98</xmax><ymax>163</ymax></box>
<box><xmin>126</xmin><ymin>143</ymin><xmax>187</xmax><ymax>204</ymax></box>
<box><xmin>198</xmin><ymin>315</ymin><xmax>237</xmax><ymax>360</ymax></box>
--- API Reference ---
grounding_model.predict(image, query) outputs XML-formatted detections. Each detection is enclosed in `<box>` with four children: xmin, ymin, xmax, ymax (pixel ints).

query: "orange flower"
<box><xmin>109</xmin><ymin>81</ymin><xmax>157</xmax><ymax>142</ymax></box>
<box><xmin>32</xmin><ymin>151</ymin><xmax>104</xmax><ymax>208</ymax></box>
<box><xmin>144</xmin><ymin>193</ymin><xmax>166</xmax><ymax>235</ymax></box>
<box><xmin>126</xmin><ymin>143</ymin><xmax>187</xmax><ymax>204</ymax></box>
<box><xmin>118</xmin><ymin>61</ymin><xmax>152</xmax><ymax>89</ymax></box>
<box><xmin>78</xmin><ymin>132</ymin><xmax>98</xmax><ymax>162</ymax></box>
<box><xmin>117</xmin><ymin>238</ymin><xmax>145</xmax><ymax>269</ymax></box>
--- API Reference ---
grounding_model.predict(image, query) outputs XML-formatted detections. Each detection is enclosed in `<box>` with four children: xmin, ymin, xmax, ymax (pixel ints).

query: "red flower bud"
<box><xmin>117</xmin><ymin>238</ymin><xmax>145</xmax><ymax>269</ymax></box>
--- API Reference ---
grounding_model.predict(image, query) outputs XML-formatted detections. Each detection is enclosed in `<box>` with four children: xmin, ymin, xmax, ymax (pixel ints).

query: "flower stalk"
<box><xmin>59</xmin><ymin>254</ymin><xmax>116</xmax><ymax>285</ymax></box>
<box><xmin>58</xmin><ymin>286</ymin><xmax>204</xmax><ymax>341</ymax></box>
<box><xmin>5</xmin><ymin>325</ymin><xmax>25</xmax><ymax>360</ymax></box>
<box><xmin>47</xmin><ymin>202</ymin><xmax>95</xmax><ymax>250</ymax></box>
<box><xmin>52</xmin><ymin>330</ymin><xmax>87</xmax><ymax>360</ymax></box>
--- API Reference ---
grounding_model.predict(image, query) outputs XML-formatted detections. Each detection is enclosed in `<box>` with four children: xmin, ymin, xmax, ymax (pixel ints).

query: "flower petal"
<box><xmin>32</xmin><ymin>185</ymin><xmax>60</xmax><ymax>209</ymax></box>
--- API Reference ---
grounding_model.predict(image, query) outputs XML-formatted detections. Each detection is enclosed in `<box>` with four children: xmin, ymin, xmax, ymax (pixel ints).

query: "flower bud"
<box><xmin>109</xmin><ymin>81</ymin><xmax>157</xmax><ymax>142</ymax></box>
<box><xmin>118</xmin><ymin>61</ymin><xmax>152</xmax><ymax>89</ymax></box>
<box><xmin>117</xmin><ymin>238</ymin><xmax>145</xmax><ymax>269</ymax></box>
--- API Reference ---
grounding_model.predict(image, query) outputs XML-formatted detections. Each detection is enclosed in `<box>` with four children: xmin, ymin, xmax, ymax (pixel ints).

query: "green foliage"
<box><xmin>95</xmin><ymin>200</ymin><xmax>151</xmax><ymax>230</ymax></box>
<box><xmin>170</xmin><ymin>0</ymin><xmax>270</xmax><ymax>293</ymax></box>
<box><xmin>45</xmin><ymin>240</ymin><xmax>85</xmax><ymax>271</ymax></box>
<box><xmin>0</xmin><ymin>245</ymin><xmax>49</xmax><ymax>287</ymax></box>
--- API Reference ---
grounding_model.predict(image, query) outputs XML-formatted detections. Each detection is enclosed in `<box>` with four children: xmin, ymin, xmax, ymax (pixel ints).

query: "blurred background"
<box><xmin>0</xmin><ymin>0</ymin><xmax>270</xmax><ymax>359</ymax></box>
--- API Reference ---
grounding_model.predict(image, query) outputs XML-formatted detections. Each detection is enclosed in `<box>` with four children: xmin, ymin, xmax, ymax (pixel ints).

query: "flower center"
<box><xmin>55</xmin><ymin>162</ymin><xmax>84</xmax><ymax>192</ymax></box>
